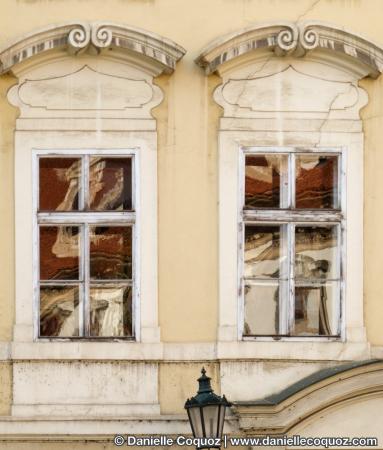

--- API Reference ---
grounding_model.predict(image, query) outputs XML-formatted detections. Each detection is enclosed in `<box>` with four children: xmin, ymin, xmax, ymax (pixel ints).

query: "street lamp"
<box><xmin>184</xmin><ymin>367</ymin><xmax>232</xmax><ymax>448</ymax></box>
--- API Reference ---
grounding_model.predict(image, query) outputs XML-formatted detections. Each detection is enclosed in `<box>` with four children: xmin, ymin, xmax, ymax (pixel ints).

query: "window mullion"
<box><xmin>75</xmin><ymin>223</ymin><xmax>83</xmax><ymax>337</ymax></box>
<box><xmin>290</xmin><ymin>153</ymin><xmax>296</xmax><ymax>209</ymax></box>
<box><xmin>83</xmin><ymin>155</ymin><xmax>89</xmax><ymax>211</ymax></box>
<box><xmin>84</xmin><ymin>223</ymin><xmax>90</xmax><ymax>337</ymax></box>
<box><xmin>279</xmin><ymin>224</ymin><xmax>289</xmax><ymax>335</ymax></box>
<box><xmin>281</xmin><ymin>154</ymin><xmax>289</xmax><ymax>209</ymax></box>
<box><xmin>288</xmin><ymin>222</ymin><xmax>295</xmax><ymax>335</ymax></box>
<box><xmin>83</xmin><ymin>155</ymin><xmax>90</xmax><ymax>337</ymax></box>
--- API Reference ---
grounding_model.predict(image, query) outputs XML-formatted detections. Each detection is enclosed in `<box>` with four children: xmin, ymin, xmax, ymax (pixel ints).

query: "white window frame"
<box><xmin>237</xmin><ymin>146</ymin><xmax>346</xmax><ymax>341</ymax></box>
<box><xmin>33</xmin><ymin>149</ymin><xmax>140</xmax><ymax>341</ymax></box>
<box><xmin>216</xmin><ymin>130</ymin><xmax>367</xmax><ymax>361</ymax></box>
<box><xmin>13</xmin><ymin>131</ymin><xmax>160</xmax><ymax>358</ymax></box>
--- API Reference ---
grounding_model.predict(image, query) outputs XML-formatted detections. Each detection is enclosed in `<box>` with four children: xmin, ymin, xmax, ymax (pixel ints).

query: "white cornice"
<box><xmin>195</xmin><ymin>21</ymin><xmax>383</xmax><ymax>79</ymax></box>
<box><xmin>232</xmin><ymin>361</ymin><xmax>383</xmax><ymax>435</ymax></box>
<box><xmin>0</xmin><ymin>21</ymin><xmax>186</xmax><ymax>76</ymax></box>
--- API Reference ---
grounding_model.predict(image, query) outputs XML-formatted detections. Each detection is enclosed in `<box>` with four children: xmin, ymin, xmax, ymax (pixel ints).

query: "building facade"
<box><xmin>1</xmin><ymin>0</ymin><xmax>383</xmax><ymax>448</ymax></box>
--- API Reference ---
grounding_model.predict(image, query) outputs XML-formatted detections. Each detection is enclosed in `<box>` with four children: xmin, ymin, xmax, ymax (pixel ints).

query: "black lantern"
<box><xmin>184</xmin><ymin>367</ymin><xmax>232</xmax><ymax>448</ymax></box>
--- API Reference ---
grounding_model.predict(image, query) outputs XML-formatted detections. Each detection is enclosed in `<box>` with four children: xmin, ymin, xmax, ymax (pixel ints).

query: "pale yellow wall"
<box><xmin>0</xmin><ymin>74</ymin><xmax>16</xmax><ymax>342</ymax></box>
<box><xmin>0</xmin><ymin>363</ymin><xmax>12</xmax><ymax>415</ymax></box>
<box><xmin>159</xmin><ymin>362</ymin><xmax>220</xmax><ymax>414</ymax></box>
<box><xmin>360</xmin><ymin>76</ymin><xmax>383</xmax><ymax>346</ymax></box>
<box><xmin>0</xmin><ymin>0</ymin><xmax>383</xmax><ymax>344</ymax></box>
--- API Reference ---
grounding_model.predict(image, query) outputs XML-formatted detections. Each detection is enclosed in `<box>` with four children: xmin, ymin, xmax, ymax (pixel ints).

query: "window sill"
<box><xmin>9</xmin><ymin>341</ymin><xmax>163</xmax><ymax>360</ymax></box>
<box><xmin>0</xmin><ymin>338</ymin><xmax>370</xmax><ymax>362</ymax></box>
<box><xmin>216</xmin><ymin>340</ymin><xmax>370</xmax><ymax>361</ymax></box>
<box><xmin>242</xmin><ymin>336</ymin><xmax>342</xmax><ymax>342</ymax></box>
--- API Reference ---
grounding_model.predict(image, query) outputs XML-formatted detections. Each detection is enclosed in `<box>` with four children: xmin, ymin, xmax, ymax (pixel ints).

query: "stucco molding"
<box><xmin>0</xmin><ymin>21</ymin><xmax>186</xmax><ymax>76</ymax></box>
<box><xmin>231</xmin><ymin>360</ymin><xmax>383</xmax><ymax>435</ymax></box>
<box><xmin>195</xmin><ymin>21</ymin><xmax>383</xmax><ymax>78</ymax></box>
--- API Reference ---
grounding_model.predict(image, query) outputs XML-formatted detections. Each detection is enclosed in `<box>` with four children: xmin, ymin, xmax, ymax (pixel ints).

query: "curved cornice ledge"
<box><xmin>231</xmin><ymin>360</ymin><xmax>383</xmax><ymax>435</ymax></box>
<box><xmin>196</xmin><ymin>21</ymin><xmax>383</xmax><ymax>78</ymax></box>
<box><xmin>0</xmin><ymin>21</ymin><xmax>186</xmax><ymax>76</ymax></box>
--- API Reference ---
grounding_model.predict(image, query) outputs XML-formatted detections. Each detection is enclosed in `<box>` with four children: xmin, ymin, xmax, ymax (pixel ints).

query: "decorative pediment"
<box><xmin>0</xmin><ymin>21</ymin><xmax>186</xmax><ymax>77</ymax></box>
<box><xmin>10</xmin><ymin>64</ymin><xmax>161</xmax><ymax>119</ymax></box>
<box><xmin>220</xmin><ymin>66</ymin><xmax>359</xmax><ymax>114</ymax></box>
<box><xmin>196</xmin><ymin>22</ymin><xmax>383</xmax><ymax>129</ymax></box>
<box><xmin>196</xmin><ymin>21</ymin><xmax>383</xmax><ymax>79</ymax></box>
<box><xmin>213</xmin><ymin>59</ymin><xmax>368</xmax><ymax>123</ymax></box>
<box><xmin>7</xmin><ymin>57</ymin><xmax>164</xmax><ymax>123</ymax></box>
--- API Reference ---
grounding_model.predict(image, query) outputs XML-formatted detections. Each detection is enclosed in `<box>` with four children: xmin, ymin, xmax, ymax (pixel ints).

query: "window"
<box><xmin>35</xmin><ymin>151</ymin><xmax>137</xmax><ymax>339</ymax></box>
<box><xmin>241</xmin><ymin>148</ymin><xmax>343</xmax><ymax>339</ymax></box>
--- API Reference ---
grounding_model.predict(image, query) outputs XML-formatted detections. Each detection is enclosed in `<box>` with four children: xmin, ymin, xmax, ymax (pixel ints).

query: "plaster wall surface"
<box><xmin>0</xmin><ymin>0</ymin><xmax>382</xmax><ymax>345</ymax></box>
<box><xmin>0</xmin><ymin>0</ymin><xmax>383</xmax><ymax>435</ymax></box>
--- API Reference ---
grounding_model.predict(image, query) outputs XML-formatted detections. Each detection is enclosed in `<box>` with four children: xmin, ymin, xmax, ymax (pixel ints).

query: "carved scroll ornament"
<box><xmin>196</xmin><ymin>21</ymin><xmax>383</xmax><ymax>78</ymax></box>
<box><xmin>0</xmin><ymin>22</ymin><xmax>186</xmax><ymax>76</ymax></box>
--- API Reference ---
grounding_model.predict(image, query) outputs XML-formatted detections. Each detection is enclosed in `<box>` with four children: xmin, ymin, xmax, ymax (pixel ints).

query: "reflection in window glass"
<box><xmin>244</xmin><ymin>225</ymin><xmax>286</xmax><ymax>279</ymax></box>
<box><xmin>242</xmin><ymin>150</ymin><xmax>342</xmax><ymax>338</ymax></box>
<box><xmin>40</xmin><ymin>286</ymin><xmax>79</xmax><ymax>337</ymax></box>
<box><xmin>245</xmin><ymin>154</ymin><xmax>288</xmax><ymax>208</ymax></box>
<box><xmin>90</xmin><ymin>286</ymin><xmax>132</xmax><ymax>337</ymax></box>
<box><xmin>244</xmin><ymin>284</ymin><xmax>279</xmax><ymax>335</ymax></box>
<box><xmin>39</xmin><ymin>226</ymin><xmax>80</xmax><ymax>280</ymax></box>
<box><xmin>293</xmin><ymin>283</ymin><xmax>338</xmax><ymax>336</ymax></box>
<box><xmin>89</xmin><ymin>226</ymin><xmax>132</xmax><ymax>279</ymax></box>
<box><xmin>89</xmin><ymin>157</ymin><xmax>132</xmax><ymax>211</ymax></box>
<box><xmin>295</xmin><ymin>155</ymin><xmax>338</xmax><ymax>209</ymax></box>
<box><xmin>37</xmin><ymin>154</ymin><xmax>136</xmax><ymax>339</ymax></box>
<box><xmin>295</xmin><ymin>225</ymin><xmax>338</xmax><ymax>280</ymax></box>
<box><xmin>39</xmin><ymin>158</ymin><xmax>81</xmax><ymax>211</ymax></box>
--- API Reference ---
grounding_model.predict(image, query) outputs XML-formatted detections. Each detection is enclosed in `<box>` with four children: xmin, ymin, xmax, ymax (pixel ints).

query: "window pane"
<box><xmin>245</xmin><ymin>225</ymin><xmax>287</xmax><ymax>279</ymax></box>
<box><xmin>295</xmin><ymin>155</ymin><xmax>338</xmax><ymax>209</ymax></box>
<box><xmin>39</xmin><ymin>226</ymin><xmax>80</xmax><ymax>280</ymax></box>
<box><xmin>39</xmin><ymin>286</ymin><xmax>79</xmax><ymax>337</ymax></box>
<box><xmin>89</xmin><ymin>285</ymin><xmax>132</xmax><ymax>337</ymax></box>
<box><xmin>295</xmin><ymin>225</ymin><xmax>338</xmax><ymax>280</ymax></box>
<box><xmin>89</xmin><ymin>157</ymin><xmax>132</xmax><ymax>211</ymax></box>
<box><xmin>245</xmin><ymin>154</ymin><xmax>288</xmax><ymax>208</ymax></box>
<box><xmin>293</xmin><ymin>283</ymin><xmax>339</xmax><ymax>336</ymax></box>
<box><xmin>39</xmin><ymin>157</ymin><xmax>81</xmax><ymax>211</ymax></box>
<box><xmin>90</xmin><ymin>226</ymin><xmax>132</xmax><ymax>279</ymax></box>
<box><xmin>244</xmin><ymin>283</ymin><xmax>279</xmax><ymax>335</ymax></box>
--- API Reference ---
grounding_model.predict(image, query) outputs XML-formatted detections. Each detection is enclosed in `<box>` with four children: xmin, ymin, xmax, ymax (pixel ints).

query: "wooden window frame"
<box><xmin>33</xmin><ymin>149</ymin><xmax>140</xmax><ymax>341</ymax></box>
<box><xmin>238</xmin><ymin>146</ymin><xmax>346</xmax><ymax>341</ymax></box>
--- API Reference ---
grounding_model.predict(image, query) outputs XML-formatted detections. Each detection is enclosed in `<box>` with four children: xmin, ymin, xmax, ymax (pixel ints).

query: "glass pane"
<box><xmin>245</xmin><ymin>154</ymin><xmax>288</xmax><ymax>208</ymax></box>
<box><xmin>39</xmin><ymin>157</ymin><xmax>81</xmax><ymax>211</ymax></box>
<box><xmin>40</xmin><ymin>286</ymin><xmax>79</xmax><ymax>337</ymax></box>
<box><xmin>295</xmin><ymin>154</ymin><xmax>338</xmax><ymax>209</ymax></box>
<box><xmin>89</xmin><ymin>226</ymin><xmax>132</xmax><ymax>279</ymax></box>
<box><xmin>295</xmin><ymin>225</ymin><xmax>338</xmax><ymax>280</ymax></box>
<box><xmin>90</xmin><ymin>285</ymin><xmax>132</xmax><ymax>337</ymax></box>
<box><xmin>245</xmin><ymin>225</ymin><xmax>287</xmax><ymax>279</ymax></box>
<box><xmin>188</xmin><ymin>408</ymin><xmax>204</xmax><ymax>438</ymax></box>
<box><xmin>39</xmin><ymin>226</ymin><xmax>80</xmax><ymax>280</ymax></box>
<box><xmin>202</xmin><ymin>405</ymin><xmax>220</xmax><ymax>438</ymax></box>
<box><xmin>244</xmin><ymin>283</ymin><xmax>279</xmax><ymax>335</ymax></box>
<box><xmin>89</xmin><ymin>157</ymin><xmax>132</xmax><ymax>211</ymax></box>
<box><xmin>293</xmin><ymin>283</ymin><xmax>339</xmax><ymax>336</ymax></box>
<box><xmin>218</xmin><ymin>405</ymin><xmax>226</xmax><ymax>440</ymax></box>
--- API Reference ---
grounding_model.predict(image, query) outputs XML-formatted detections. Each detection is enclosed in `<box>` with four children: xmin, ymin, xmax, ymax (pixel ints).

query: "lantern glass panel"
<box><xmin>201</xmin><ymin>405</ymin><xmax>220</xmax><ymax>438</ymax></box>
<box><xmin>188</xmin><ymin>407</ymin><xmax>204</xmax><ymax>438</ymax></box>
<box><xmin>218</xmin><ymin>405</ymin><xmax>226</xmax><ymax>437</ymax></box>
